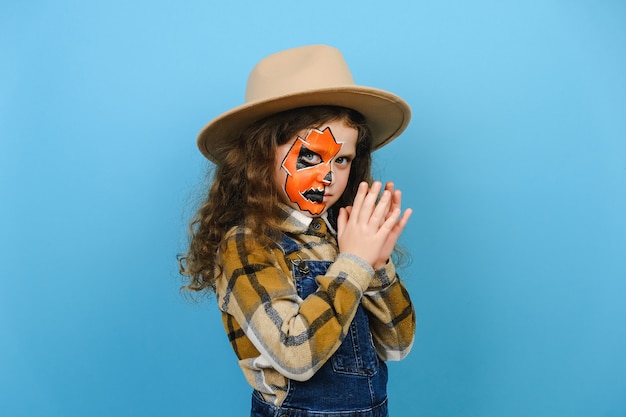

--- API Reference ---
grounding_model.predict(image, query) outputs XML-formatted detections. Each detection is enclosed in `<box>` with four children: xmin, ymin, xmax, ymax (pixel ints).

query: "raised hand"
<box><xmin>336</xmin><ymin>181</ymin><xmax>410</xmax><ymax>269</ymax></box>
<box><xmin>374</xmin><ymin>182</ymin><xmax>412</xmax><ymax>269</ymax></box>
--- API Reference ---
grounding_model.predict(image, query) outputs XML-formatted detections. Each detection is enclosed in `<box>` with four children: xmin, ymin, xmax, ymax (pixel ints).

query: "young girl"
<box><xmin>180</xmin><ymin>45</ymin><xmax>416</xmax><ymax>417</ymax></box>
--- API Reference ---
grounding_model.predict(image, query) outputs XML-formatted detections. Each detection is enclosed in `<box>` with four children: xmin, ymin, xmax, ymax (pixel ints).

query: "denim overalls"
<box><xmin>250</xmin><ymin>232</ymin><xmax>389</xmax><ymax>417</ymax></box>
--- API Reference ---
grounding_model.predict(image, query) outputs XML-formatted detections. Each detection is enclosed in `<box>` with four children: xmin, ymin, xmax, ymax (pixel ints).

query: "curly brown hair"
<box><xmin>179</xmin><ymin>106</ymin><xmax>374</xmax><ymax>294</ymax></box>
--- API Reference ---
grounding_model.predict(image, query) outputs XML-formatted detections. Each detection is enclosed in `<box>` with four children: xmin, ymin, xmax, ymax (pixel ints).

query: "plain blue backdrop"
<box><xmin>1</xmin><ymin>1</ymin><xmax>625</xmax><ymax>416</ymax></box>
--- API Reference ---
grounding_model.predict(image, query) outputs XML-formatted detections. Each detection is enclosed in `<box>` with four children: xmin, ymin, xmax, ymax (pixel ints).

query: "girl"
<box><xmin>180</xmin><ymin>45</ymin><xmax>415</xmax><ymax>417</ymax></box>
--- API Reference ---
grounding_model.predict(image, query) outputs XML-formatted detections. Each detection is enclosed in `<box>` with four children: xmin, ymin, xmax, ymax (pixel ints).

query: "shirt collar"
<box><xmin>277</xmin><ymin>204</ymin><xmax>337</xmax><ymax>235</ymax></box>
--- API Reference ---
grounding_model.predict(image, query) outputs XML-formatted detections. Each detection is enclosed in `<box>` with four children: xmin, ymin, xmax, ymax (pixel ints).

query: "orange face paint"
<box><xmin>281</xmin><ymin>127</ymin><xmax>342</xmax><ymax>215</ymax></box>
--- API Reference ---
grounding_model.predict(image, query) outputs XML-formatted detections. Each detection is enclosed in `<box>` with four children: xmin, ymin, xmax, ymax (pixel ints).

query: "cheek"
<box><xmin>334</xmin><ymin>169</ymin><xmax>352</xmax><ymax>190</ymax></box>
<box><xmin>286</xmin><ymin>168</ymin><xmax>319</xmax><ymax>190</ymax></box>
<box><xmin>274</xmin><ymin>161</ymin><xmax>288</xmax><ymax>192</ymax></box>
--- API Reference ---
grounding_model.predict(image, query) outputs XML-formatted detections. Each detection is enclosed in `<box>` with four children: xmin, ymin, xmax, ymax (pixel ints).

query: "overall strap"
<box><xmin>279</xmin><ymin>233</ymin><xmax>311</xmax><ymax>275</ymax></box>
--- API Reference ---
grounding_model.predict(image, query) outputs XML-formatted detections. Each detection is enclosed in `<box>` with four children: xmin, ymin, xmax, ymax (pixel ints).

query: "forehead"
<box><xmin>302</xmin><ymin>120</ymin><xmax>357</xmax><ymax>151</ymax></box>
<box><xmin>296</xmin><ymin>127</ymin><xmax>341</xmax><ymax>158</ymax></box>
<box><xmin>276</xmin><ymin>119</ymin><xmax>358</xmax><ymax>161</ymax></box>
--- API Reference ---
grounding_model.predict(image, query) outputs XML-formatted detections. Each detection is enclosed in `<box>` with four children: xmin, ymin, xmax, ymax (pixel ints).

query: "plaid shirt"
<box><xmin>215</xmin><ymin>206</ymin><xmax>415</xmax><ymax>406</ymax></box>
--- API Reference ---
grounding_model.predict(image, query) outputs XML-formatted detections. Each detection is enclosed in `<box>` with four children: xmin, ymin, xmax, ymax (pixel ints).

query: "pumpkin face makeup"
<box><xmin>275</xmin><ymin>120</ymin><xmax>358</xmax><ymax>216</ymax></box>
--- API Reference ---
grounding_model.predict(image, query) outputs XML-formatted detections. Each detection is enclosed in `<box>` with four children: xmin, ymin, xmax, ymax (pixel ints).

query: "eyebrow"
<box><xmin>335</xmin><ymin>147</ymin><xmax>356</xmax><ymax>159</ymax></box>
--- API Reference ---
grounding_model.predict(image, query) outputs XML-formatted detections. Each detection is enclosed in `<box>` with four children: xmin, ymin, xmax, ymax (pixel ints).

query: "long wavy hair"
<box><xmin>179</xmin><ymin>106</ymin><xmax>374</xmax><ymax>294</ymax></box>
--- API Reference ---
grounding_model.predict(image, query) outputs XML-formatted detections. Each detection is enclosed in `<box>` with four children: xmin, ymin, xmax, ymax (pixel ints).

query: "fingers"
<box><xmin>391</xmin><ymin>190</ymin><xmax>402</xmax><ymax>214</ymax></box>
<box><xmin>375</xmin><ymin>207</ymin><xmax>412</xmax><ymax>268</ymax></box>
<box><xmin>347</xmin><ymin>182</ymin><xmax>369</xmax><ymax>221</ymax></box>
<box><xmin>381</xmin><ymin>208</ymin><xmax>411</xmax><ymax>246</ymax></box>
<box><xmin>357</xmin><ymin>181</ymin><xmax>383</xmax><ymax>224</ymax></box>
<box><xmin>348</xmin><ymin>181</ymin><xmax>401</xmax><ymax>227</ymax></box>
<box><xmin>398</xmin><ymin>207</ymin><xmax>412</xmax><ymax>229</ymax></box>
<box><xmin>383</xmin><ymin>182</ymin><xmax>403</xmax><ymax>219</ymax></box>
<box><xmin>337</xmin><ymin>180</ymin><xmax>412</xmax><ymax>268</ymax></box>
<box><xmin>384</xmin><ymin>181</ymin><xmax>395</xmax><ymax>196</ymax></box>
<box><xmin>349</xmin><ymin>181</ymin><xmax>382</xmax><ymax>225</ymax></box>
<box><xmin>370</xmin><ymin>189</ymin><xmax>392</xmax><ymax>227</ymax></box>
<box><xmin>379</xmin><ymin>207</ymin><xmax>402</xmax><ymax>233</ymax></box>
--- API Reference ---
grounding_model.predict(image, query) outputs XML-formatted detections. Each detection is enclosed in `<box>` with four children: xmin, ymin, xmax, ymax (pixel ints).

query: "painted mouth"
<box><xmin>301</xmin><ymin>188</ymin><xmax>324</xmax><ymax>204</ymax></box>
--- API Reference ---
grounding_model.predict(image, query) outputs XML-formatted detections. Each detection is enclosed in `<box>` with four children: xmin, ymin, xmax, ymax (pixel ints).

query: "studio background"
<box><xmin>1</xmin><ymin>1</ymin><xmax>625</xmax><ymax>416</ymax></box>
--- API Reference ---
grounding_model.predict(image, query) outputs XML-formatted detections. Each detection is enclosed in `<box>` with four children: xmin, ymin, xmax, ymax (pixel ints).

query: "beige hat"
<box><xmin>197</xmin><ymin>44</ymin><xmax>411</xmax><ymax>163</ymax></box>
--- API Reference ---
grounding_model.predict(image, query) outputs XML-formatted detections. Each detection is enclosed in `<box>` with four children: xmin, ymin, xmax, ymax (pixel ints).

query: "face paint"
<box><xmin>281</xmin><ymin>127</ymin><xmax>342</xmax><ymax>215</ymax></box>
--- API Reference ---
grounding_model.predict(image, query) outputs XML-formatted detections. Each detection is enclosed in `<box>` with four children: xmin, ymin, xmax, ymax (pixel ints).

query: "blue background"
<box><xmin>1</xmin><ymin>1</ymin><xmax>625</xmax><ymax>416</ymax></box>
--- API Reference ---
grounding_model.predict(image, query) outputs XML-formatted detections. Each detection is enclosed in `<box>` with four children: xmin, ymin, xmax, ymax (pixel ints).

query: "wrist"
<box><xmin>373</xmin><ymin>258</ymin><xmax>389</xmax><ymax>271</ymax></box>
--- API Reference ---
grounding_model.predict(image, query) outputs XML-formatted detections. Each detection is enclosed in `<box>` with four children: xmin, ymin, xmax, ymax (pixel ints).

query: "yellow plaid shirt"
<box><xmin>215</xmin><ymin>206</ymin><xmax>415</xmax><ymax>406</ymax></box>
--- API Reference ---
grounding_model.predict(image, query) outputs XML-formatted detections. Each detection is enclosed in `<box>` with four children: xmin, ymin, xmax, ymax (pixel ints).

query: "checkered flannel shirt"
<box><xmin>215</xmin><ymin>205</ymin><xmax>415</xmax><ymax>406</ymax></box>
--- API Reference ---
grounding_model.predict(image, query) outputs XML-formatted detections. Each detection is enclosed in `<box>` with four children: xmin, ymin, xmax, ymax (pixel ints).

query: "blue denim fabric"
<box><xmin>250</xmin><ymin>234</ymin><xmax>388</xmax><ymax>417</ymax></box>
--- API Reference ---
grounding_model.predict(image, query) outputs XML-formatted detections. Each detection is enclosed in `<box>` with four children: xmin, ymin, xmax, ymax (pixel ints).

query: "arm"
<box><xmin>362</xmin><ymin>260</ymin><xmax>416</xmax><ymax>360</ymax></box>
<box><xmin>216</xmin><ymin>227</ymin><xmax>374</xmax><ymax>382</ymax></box>
<box><xmin>340</xmin><ymin>182</ymin><xmax>415</xmax><ymax>359</ymax></box>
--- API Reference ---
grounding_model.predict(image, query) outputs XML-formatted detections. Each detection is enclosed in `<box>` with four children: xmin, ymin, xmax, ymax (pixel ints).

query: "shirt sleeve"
<box><xmin>215</xmin><ymin>228</ymin><xmax>374</xmax><ymax>382</ymax></box>
<box><xmin>362</xmin><ymin>260</ymin><xmax>416</xmax><ymax>361</ymax></box>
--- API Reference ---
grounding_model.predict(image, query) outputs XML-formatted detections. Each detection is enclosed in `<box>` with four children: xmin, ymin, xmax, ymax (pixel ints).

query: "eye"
<box><xmin>296</xmin><ymin>146</ymin><xmax>323</xmax><ymax>169</ymax></box>
<box><xmin>301</xmin><ymin>149</ymin><xmax>322</xmax><ymax>165</ymax></box>
<box><xmin>334</xmin><ymin>156</ymin><xmax>352</xmax><ymax>166</ymax></box>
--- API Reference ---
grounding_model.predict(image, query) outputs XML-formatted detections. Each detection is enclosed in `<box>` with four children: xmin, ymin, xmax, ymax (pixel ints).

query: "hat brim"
<box><xmin>197</xmin><ymin>86</ymin><xmax>411</xmax><ymax>164</ymax></box>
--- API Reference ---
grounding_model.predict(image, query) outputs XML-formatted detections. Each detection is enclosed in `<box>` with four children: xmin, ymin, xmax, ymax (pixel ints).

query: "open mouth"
<box><xmin>301</xmin><ymin>188</ymin><xmax>324</xmax><ymax>204</ymax></box>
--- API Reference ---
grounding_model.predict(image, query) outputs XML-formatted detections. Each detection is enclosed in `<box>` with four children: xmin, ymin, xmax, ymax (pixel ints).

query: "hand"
<box><xmin>374</xmin><ymin>182</ymin><xmax>412</xmax><ymax>269</ymax></box>
<box><xmin>336</xmin><ymin>181</ymin><xmax>407</xmax><ymax>268</ymax></box>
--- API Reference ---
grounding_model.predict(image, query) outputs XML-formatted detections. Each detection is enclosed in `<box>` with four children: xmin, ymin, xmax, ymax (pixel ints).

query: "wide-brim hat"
<box><xmin>197</xmin><ymin>44</ymin><xmax>411</xmax><ymax>164</ymax></box>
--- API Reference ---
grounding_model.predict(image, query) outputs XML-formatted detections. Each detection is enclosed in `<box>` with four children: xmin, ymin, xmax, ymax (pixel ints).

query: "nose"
<box><xmin>322</xmin><ymin>171</ymin><xmax>333</xmax><ymax>185</ymax></box>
